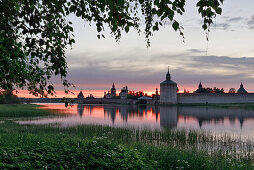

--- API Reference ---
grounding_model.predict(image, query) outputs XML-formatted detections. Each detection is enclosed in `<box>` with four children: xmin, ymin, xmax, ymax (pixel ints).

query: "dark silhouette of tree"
<box><xmin>136</xmin><ymin>91</ymin><xmax>144</xmax><ymax>97</ymax></box>
<box><xmin>0</xmin><ymin>90</ymin><xmax>20</xmax><ymax>104</ymax></box>
<box><xmin>0</xmin><ymin>0</ymin><xmax>224</xmax><ymax>96</ymax></box>
<box><xmin>183</xmin><ymin>89</ymin><xmax>190</xmax><ymax>93</ymax></box>
<box><xmin>194</xmin><ymin>87</ymin><xmax>224</xmax><ymax>94</ymax></box>
<box><xmin>228</xmin><ymin>88</ymin><xmax>236</xmax><ymax>93</ymax></box>
<box><xmin>213</xmin><ymin>87</ymin><xmax>224</xmax><ymax>94</ymax></box>
<box><xmin>128</xmin><ymin>91</ymin><xmax>148</xmax><ymax>99</ymax></box>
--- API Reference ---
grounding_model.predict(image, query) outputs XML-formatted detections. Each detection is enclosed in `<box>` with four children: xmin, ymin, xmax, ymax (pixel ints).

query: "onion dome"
<box><xmin>77</xmin><ymin>91</ymin><xmax>84</xmax><ymax>98</ymax></box>
<box><xmin>160</xmin><ymin>68</ymin><xmax>177</xmax><ymax>85</ymax></box>
<box><xmin>198</xmin><ymin>82</ymin><xmax>203</xmax><ymax>89</ymax></box>
<box><xmin>237</xmin><ymin>82</ymin><xmax>248</xmax><ymax>94</ymax></box>
<box><xmin>111</xmin><ymin>83</ymin><xmax>116</xmax><ymax>91</ymax></box>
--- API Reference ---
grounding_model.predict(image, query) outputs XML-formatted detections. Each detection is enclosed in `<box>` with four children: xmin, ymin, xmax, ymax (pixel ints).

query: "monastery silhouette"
<box><xmin>77</xmin><ymin>69</ymin><xmax>254</xmax><ymax>104</ymax></box>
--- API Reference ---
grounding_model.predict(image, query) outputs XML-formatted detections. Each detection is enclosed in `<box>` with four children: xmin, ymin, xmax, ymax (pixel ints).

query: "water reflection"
<box><xmin>160</xmin><ymin>106</ymin><xmax>177</xmax><ymax>129</ymax></box>
<box><xmin>178</xmin><ymin>107</ymin><xmax>254</xmax><ymax>129</ymax></box>
<box><xmin>77</xmin><ymin>104</ymin><xmax>84</xmax><ymax>117</ymax></box>
<box><xmin>19</xmin><ymin>104</ymin><xmax>254</xmax><ymax>140</ymax></box>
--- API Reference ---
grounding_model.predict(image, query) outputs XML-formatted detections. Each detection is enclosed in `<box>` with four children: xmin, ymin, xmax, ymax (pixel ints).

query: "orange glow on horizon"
<box><xmin>16</xmin><ymin>89</ymin><xmax>159</xmax><ymax>98</ymax></box>
<box><xmin>17</xmin><ymin>82</ymin><xmax>248</xmax><ymax>98</ymax></box>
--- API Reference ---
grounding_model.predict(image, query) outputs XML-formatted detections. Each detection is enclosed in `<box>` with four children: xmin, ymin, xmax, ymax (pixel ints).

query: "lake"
<box><xmin>19</xmin><ymin>103</ymin><xmax>254</xmax><ymax>140</ymax></box>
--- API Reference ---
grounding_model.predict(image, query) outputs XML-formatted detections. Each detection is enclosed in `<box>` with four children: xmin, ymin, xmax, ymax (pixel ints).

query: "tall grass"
<box><xmin>0</xmin><ymin>104</ymin><xmax>51</xmax><ymax>118</ymax></box>
<box><xmin>0</xmin><ymin>104</ymin><xmax>71</xmax><ymax>119</ymax></box>
<box><xmin>0</xmin><ymin>121</ymin><xmax>253</xmax><ymax>169</ymax></box>
<box><xmin>1</xmin><ymin>104</ymin><xmax>254</xmax><ymax>169</ymax></box>
<box><xmin>1</xmin><ymin>121</ymin><xmax>253</xmax><ymax>161</ymax></box>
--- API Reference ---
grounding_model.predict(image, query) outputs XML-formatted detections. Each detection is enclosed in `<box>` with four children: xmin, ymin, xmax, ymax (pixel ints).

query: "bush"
<box><xmin>0</xmin><ymin>90</ymin><xmax>20</xmax><ymax>104</ymax></box>
<box><xmin>0</xmin><ymin>136</ymin><xmax>155</xmax><ymax>169</ymax></box>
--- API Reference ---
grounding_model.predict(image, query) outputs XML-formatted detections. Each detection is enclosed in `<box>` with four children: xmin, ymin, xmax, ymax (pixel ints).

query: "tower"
<box><xmin>237</xmin><ymin>82</ymin><xmax>248</xmax><ymax>94</ymax></box>
<box><xmin>160</xmin><ymin>68</ymin><xmax>177</xmax><ymax>104</ymax></box>
<box><xmin>154</xmin><ymin>88</ymin><xmax>159</xmax><ymax>104</ymax></box>
<box><xmin>119</xmin><ymin>85</ymin><xmax>128</xmax><ymax>99</ymax></box>
<box><xmin>198</xmin><ymin>82</ymin><xmax>203</xmax><ymax>90</ymax></box>
<box><xmin>111</xmin><ymin>83</ymin><xmax>116</xmax><ymax>96</ymax></box>
<box><xmin>77</xmin><ymin>91</ymin><xmax>84</xmax><ymax>104</ymax></box>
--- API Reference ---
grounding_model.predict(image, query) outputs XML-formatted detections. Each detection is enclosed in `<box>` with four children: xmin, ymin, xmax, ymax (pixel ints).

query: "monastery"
<box><xmin>77</xmin><ymin>69</ymin><xmax>254</xmax><ymax>104</ymax></box>
<box><xmin>160</xmin><ymin>69</ymin><xmax>254</xmax><ymax>104</ymax></box>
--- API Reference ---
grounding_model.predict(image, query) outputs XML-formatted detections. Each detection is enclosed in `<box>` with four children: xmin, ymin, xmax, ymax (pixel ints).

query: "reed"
<box><xmin>1</xmin><ymin>104</ymin><xmax>254</xmax><ymax>169</ymax></box>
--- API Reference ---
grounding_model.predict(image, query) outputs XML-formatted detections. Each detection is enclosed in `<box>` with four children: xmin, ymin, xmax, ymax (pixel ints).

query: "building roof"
<box><xmin>138</xmin><ymin>96</ymin><xmax>152</xmax><ymax>100</ymax></box>
<box><xmin>237</xmin><ymin>82</ymin><xmax>248</xmax><ymax>94</ymax></box>
<box><xmin>77</xmin><ymin>91</ymin><xmax>84</xmax><ymax>98</ymax></box>
<box><xmin>111</xmin><ymin>82</ymin><xmax>116</xmax><ymax>90</ymax></box>
<box><xmin>199</xmin><ymin>82</ymin><xmax>203</xmax><ymax>89</ymax></box>
<box><xmin>160</xmin><ymin>68</ymin><xmax>177</xmax><ymax>85</ymax></box>
<box><xmin>160</xmin><ymin>79</ymin><xmax>177</xmax><ymax>85</ymax></box>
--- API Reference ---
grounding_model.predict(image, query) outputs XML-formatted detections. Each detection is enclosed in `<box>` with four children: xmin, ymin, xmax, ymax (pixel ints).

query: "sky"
<box><xmin>19</xmin><ymin>0</ymin><xmax>254</xmax><ymax>98</ymax></box>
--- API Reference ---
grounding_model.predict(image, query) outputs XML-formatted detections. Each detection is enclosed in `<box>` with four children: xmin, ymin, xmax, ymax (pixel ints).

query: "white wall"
<box><xmin>178</xmin><ymin>93</ymin><xmax>254</xmax><ymax>104</ymax></box>
<box><xmin>160</xmin><ymin>84</ymin><xmax>177</xmax><ymax>104</ymax></box>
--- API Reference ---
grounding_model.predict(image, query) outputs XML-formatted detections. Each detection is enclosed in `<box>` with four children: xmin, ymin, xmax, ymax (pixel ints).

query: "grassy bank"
<box><xmin>1</xmin><ymin>122</ymin><xmax>253</xmax><ymax>169</ymax></box>
<box><xmin>0</xmin><ymin>104</ymin><xmax>53</xmax><ymax>118</ymax></box>
<box><xmin>0</xmin><ymin>104</ymin><xmax>254</xmax><ymax>169</ymax></box>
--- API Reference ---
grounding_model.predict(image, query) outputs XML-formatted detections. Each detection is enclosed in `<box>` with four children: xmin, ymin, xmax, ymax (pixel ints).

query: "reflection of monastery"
<box><xmin>77</xmin><ymin>69</ymin><xmax>254</xmax><ymax>104</ymax></box>
<box><xmin>77</xmin><ymin>104</ymin><xmax>254</xmax><ymax>129</ymax></box>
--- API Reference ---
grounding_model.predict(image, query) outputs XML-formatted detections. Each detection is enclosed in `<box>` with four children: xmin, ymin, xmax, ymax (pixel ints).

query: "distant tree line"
<box><xmin>127</xmin><ymin>91</ymin><xmax>153</xmax><ymax>99</ymax></box>
<box><xmin>194</xmin><ymin>87</ymin><xmax>225</xmax><ymax>94</ymax></box>
<box><xmin>228</xmin><ymin>88</ymin><xmax>236</xmax><ymax>93</ymax></box>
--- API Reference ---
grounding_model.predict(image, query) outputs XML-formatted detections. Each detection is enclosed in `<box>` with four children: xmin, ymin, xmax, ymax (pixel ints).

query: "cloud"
<box><xmin>60</xmin><ymin>48</ymin><xmax>254</xmax><ymax>92</ymax></box>
<box><xmin>227</xmin><ymin>17</ymin><xmax>245</xmax><ymax>22</ymax></box>
<box><xmin>214</xmin><ymin>23</ymin><xmax>230</xmax><ymax>30</ymax></box>
<box><xmin>248</xmin><ymin>15</ymin><xmax>254</xmax><ymax>29</ymax></box>
<box><xmin>191</xmin><ymin>55</ymin><xmax>254</xmax><ymax>67</ymax></box>
<box><xmin>151</xmin><ymin>54</ymin><xmax>254</xmax><ymax>81</ymax></box>
<box><xmin>187</xmin><ymin>49</ymin><xmax>206</xmax><ymax>53</ymax></box>
<box><xmin>209</xmin><ymin>16</ymin><xmax>247</xmax><ymax>31</ymax></box>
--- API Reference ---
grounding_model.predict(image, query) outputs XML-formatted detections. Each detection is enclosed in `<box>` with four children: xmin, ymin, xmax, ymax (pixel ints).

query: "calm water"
<box><xmin>19</xmin><ymin>104</ymin><xmax>254</xmax><ymax>140</ymax></box>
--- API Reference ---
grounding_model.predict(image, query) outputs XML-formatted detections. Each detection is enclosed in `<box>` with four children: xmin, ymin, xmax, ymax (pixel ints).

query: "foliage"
<box><xmin>195</xmin><ymin>87</ymin><xmax>224</xmax><ymax>93</ymax></box>
<box><xmin>1</xmin><ymin>103</ymin><xmax>254</xmax><ymax>169</ymax></box>
<box><xmin>0</xmin><ymin>0</ymin><xmax>224</xmax><ymax>97</ymax></box>
<box><xmin>0</xmin><ymin>104</ymin><xmax>56</xmax><ymax>118</ymax></box>
<box><xmin>0</xmin><ymin>121</ymin><xmax>253</xmax><ymax>169</ymax></box>
<box><xmin>0</xmin><ymin>134</ymin><xmax>153</xmax><ymax>169</ymax></box>
<box><xmin>128</xmin><ymin>91</ymin><xmax>145</xmax><ymax>99</ymax></box>
<box><xmin>228</xmin><ymin>88</ymin><xmax>236</xmax><ymax>93</ymax></box>
<box><xmin>0</xmin><ymin>90</ymin><xmax>20</xmax><ymax>104</ymax></box>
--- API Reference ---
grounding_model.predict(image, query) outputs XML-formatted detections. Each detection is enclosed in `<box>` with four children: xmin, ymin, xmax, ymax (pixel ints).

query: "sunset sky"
<box><xmin>19</xmin><ymin>0</ymin><xmax>254</xmax><ymax>98</ymax></box>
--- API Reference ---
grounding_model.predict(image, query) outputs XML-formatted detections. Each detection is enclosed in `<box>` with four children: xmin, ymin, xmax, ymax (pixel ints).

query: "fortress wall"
<box><xmin>177</xmin><ymin>93</ymin><xmax>254</xmax><ymax>104</ymax></box>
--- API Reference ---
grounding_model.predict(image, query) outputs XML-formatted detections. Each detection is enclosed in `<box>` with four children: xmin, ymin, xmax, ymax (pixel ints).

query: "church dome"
<box><xmin>160</xmin><ymin>79</ymin><xmax>177</xmax><ymax>85</ymax></box>
<box><xmin>111</xmin><ymin>83</ymin><xmax>116</xmax><ymax>91</ymax></box>
<box><xmin>237</xmin><ymin>82</ymin><xmax>247</xmax><ymax>94</ymax></box>
<box><xmin>160</xmin><ymin>68</ymin><xmax>177</xmax><ymax>85</ymax></box>
<box><xmin>198</xmin><ymin>82</ymin><xmax>203</xmax><ymax>89</ymax></box>
<box><xmin>77</xmin><ymin>91</ymin><xmax>84</xmax><ymax>98</ymax></box>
